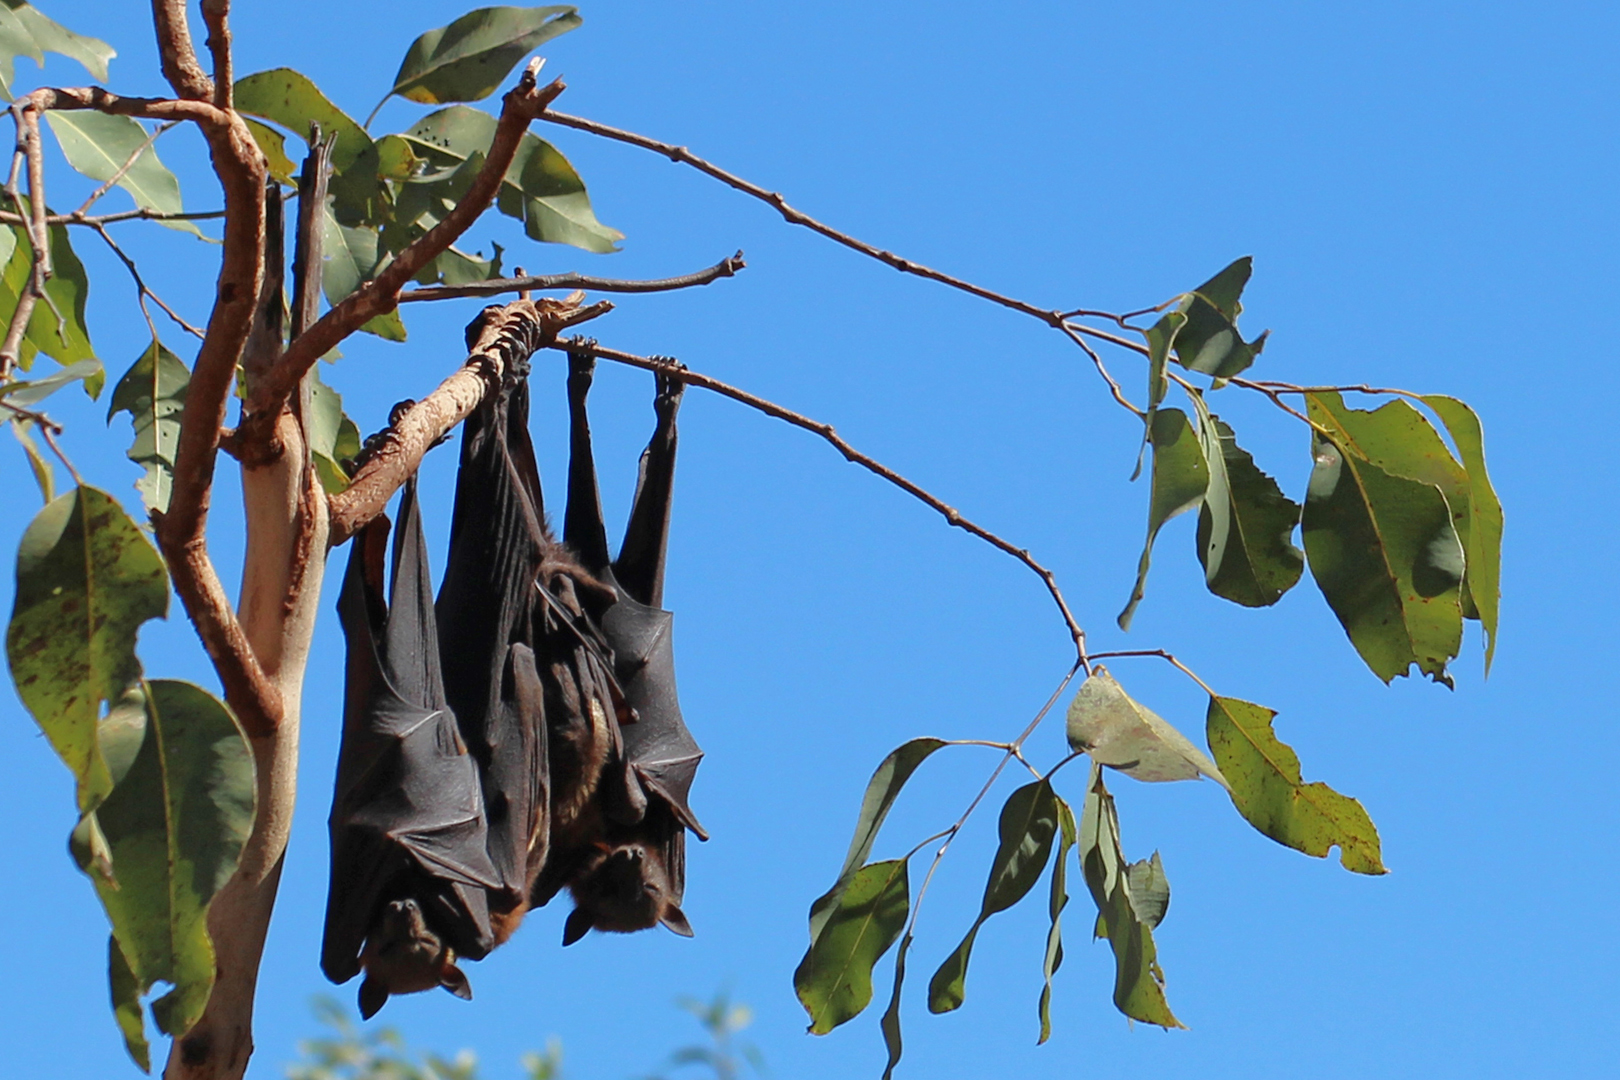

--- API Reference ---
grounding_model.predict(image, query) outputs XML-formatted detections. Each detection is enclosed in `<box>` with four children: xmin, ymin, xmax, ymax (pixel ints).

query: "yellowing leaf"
<box><xmin>1206</xmin><ymin>695</ymin><xmax>1385</xmax><ymax>875</ymax></box>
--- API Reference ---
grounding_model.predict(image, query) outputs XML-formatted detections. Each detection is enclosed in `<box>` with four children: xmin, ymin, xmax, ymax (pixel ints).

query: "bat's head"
<box><xmin>357</xmin><ymin>898</ymin><xmax>473</xmax><ymax>1018</ymax></box>
<box><xmin>562</xmin><ymin>843</ymin><xmax>693</xmax><ymax>945</ymax></box>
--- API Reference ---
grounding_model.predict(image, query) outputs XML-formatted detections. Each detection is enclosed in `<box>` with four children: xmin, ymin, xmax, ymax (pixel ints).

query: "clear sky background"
<box><xmin>2</xmin><ymin>2</ymin><xmax>1616</xmax><ymax>1077</ymax></box>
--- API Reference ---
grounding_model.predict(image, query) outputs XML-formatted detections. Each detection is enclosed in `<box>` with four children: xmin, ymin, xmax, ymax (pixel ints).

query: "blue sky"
<box><xmin>2</xmin><ymin>2</ymin><xmax>1616</xmax><ymax>1077</ymax></box>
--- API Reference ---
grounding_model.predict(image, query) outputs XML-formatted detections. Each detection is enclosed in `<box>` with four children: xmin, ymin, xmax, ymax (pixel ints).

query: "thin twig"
<box><xmin>549</xmin><ymin>336</ymin><xmax>1089</xmax><ymax>659</ymax></box>
<box><xmin>90</xmin><ymin>221</ymin><xmax>205</xmax><ymax>339</ymax></box>
<box><xmin>0</xmin><ymin>397</ymin><xmax>63</xmax><ymax>433</ymax></box>
<box><xmin>0</xmin><ymin>206</ymin><xmax>227</xmax><ymax>227</ymax></box>
<box><xmin>0</xmin><ymin>104</ymin><xmax>48</xmax><ymax>380</ymax></box>
<box><xmin>70</xmin><ymin>121</ymin><xmax>178</xmax><ymax>219</ymax></box>
<box><xmin>1085</xmin><ymin>648</ymin><xmax>1218</xmax><ymax>697</ymax></box>
<box><xmin>1060</xmin><ymin>322</ymin><xmax>1142</xmax><ymax>416</ymax></box>
<box><xmin>399</xmin><ymin>251</ymin><xmax>748</xmax><ymax>303</ymax></box>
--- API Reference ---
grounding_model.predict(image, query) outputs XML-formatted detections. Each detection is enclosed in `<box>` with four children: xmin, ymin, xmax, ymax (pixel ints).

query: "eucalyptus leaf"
<box><xmin>1190</xmin><ymin>393</ymin><xmax>1303</xmax><ymax>607</ymax></box>
<box><xmin>878</xmin><ymin>926</ymin><xmax>911</xmax><ymax>1080</ymax></box>
<box><xmin>1421</xmin><ymin>395</ymin><xmax>1503</xmax><ymax>671</ymax></box>
<box><xmin>1133</xmin><ymin>308</ymin><xmax>1187</xmax><ymax>480</ymax></box>
<box><xmin>387</xmin><ymin>6</ymin><xmax>581</xmax><ymax>106</ymax></box>
<box><xmin>1206</xmin><ymin>695</ymin><xmax>1385</xmax><ymax>875</ymax></box>
<box><xmin>1118</xmin><ymin>407</ymin><xmax>1209</xmax><ymax>630</ymax></box>
<box><xmin>7</xmin><ymin>485</ymin><xmax>167</xmax><ymax>815</ymax></box>
<box><xmin>928</xmin><ymin>780</ymin><xmax>1059</xmax><ymax>1014</ymax></box>
<box><xmin>0</xmin><ymin>218</ymin><xmax>97</xmax><ymax>369</ymax></box>
<box><xmin>8</xmin><ymin>416</ymin><xmax>52</xmax><ymax>503</ymax></box>
<box><xmin>794</xmin><ymin>859</ymin><xmax>909</xmax><ymax>1035</ymax></box>
<box><xmin>89</xmin><ymin>679</ymin><xmax>255</xmax><ymax>1056</ymax></box>
<box><xmin>807</xmin><ymin>737</ymin><xmax>945</xmax><ymax>941</ymax></box>
<box><xmin>403</xmin><ymin>105</ymin><xmax>622</xmax><ymax>253</ymax></box>
<box><xmin>319</xmin><ymin>207</ymin><xmax>408</xmax><ymax>341</ymax></box>
<box><xmin>107</xmin><ymin>340</ymin><xmax>188</xmax><ymax>513</ymax></box>
<box><xmin>1066</xmin><ymin>665</ymin><xmax>1228</xmax><ymax>789</ymax></box>
<box><xmin>0</xmin><ymin>1</ymin><xmax>114</xmax><ymax>94</ymax></box>
<box><xmin>1164</xmin><ymin>257</ymin><xmax>1268</xmax><ymax>379</ymax></box>
<box><xmin>1037</xmin><ymin>795</ymin><xmax>1077</xmax><ymax>1045</ymax></box>
<box><xmin>1301</xmin><ymin>430</ymin><xmax>1463</xmax><ymax>685</ymax></box>
<box><xmin>1124</xmin><ymin>853</ymin><xmax>1170</xmax><ymax>929</ymax></box>
<box><xmin>3</xmin><ymin>357</ymin><xmax>103</xmax><ymax>405</ymax></box>
<box><xmin>1078</xmin><ymin>765</ymin><xmax>1181</xmax><ymax>1027</ymax></box>
<box><xmin>235</xmin><ymin>68</ymin><xmax>381</xmax><ymax>224</ymax></box>
<box><xmin>43</xmin><ymin>112</ymin><xmax>203</xmax><ymax>236</ymax></box>
<box><xmin>243</xmin><ymin>118</ymin><xmax>297</xmax><ymax>187</ymax></box>
<box><xmin>308</xmin><ymin>367</ymin><xmax>361</xmax><ymax>495</ymax></box>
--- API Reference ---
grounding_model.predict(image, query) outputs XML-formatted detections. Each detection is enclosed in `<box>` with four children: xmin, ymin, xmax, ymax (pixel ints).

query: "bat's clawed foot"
<box><xmin>651</xmin><ymin>362</ymin><xmax>685</xmax><ymax>422</ymax></box>
<box><xmin>567</xmin><ymin>340</ymin><xmax>598</xmax><ymax>403</ymax></box>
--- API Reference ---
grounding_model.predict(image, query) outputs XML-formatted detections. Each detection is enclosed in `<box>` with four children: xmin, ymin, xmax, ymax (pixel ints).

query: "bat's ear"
<box><xmin>660</xmin><ymin>904</ymin><xmax>695</xmax><ymax>938</ymax></box>
<box><xmin>562</xmin><ymin>906</ymin><xmax>595</xmax><ymax>946</ymax></box>
<box><xmin>439</xmin><ymin>962</ymin><xmax>473</xmax><ymax>1001</ymax></box>
<box><xmin>358</xmin><ymin>976</ymin><xmax>390</xmax><ymax>1019</ymax></box>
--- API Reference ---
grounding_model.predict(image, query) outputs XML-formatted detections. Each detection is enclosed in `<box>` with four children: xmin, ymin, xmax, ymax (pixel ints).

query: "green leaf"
<box><xmin>1131</xmin><ymin>309</ymin><xmax>1186</xmax><ymax>482</ymax></box>
<box><xmin>807</xmin><ymin>737</ymin><xmax>945</xmax><ymax>941</ymax></box>
<box><xmin>1206</xmin><ymin>695</ymin><xmax>1385</xmax><ymax>874</ymax></box>
<box><xmin>1190</xmin><ymin>393</ymin><xmax>1304</xmax><ymax>607</ymax></box>
<box><xmin>1301</xmin><ymin>418</ymin><xmax>1464</xmax><ymax>685</ymax></box>
<box><xmin>7</xmin><ymin>485</ymin><xmax>167</xmax><ymax>815</ymax></box>
<box><xmin>107</xmin><ymin>340</ymin><xmax>189</xmax><ymax>513</ymax></box>
<box><xmin>0</xmin><ymin>218</ymin><xmax>97</xmax><ymax>369</ymax></box>
<box><xmin>8</xmin><ymin>416</ymin><xmax>52</xmax><ymax>502</ymax></box>
<box><xmin>235</xmin><ymin>69</ymin><xmax>381</xmax><ymax>225</ymax></box>
<box><xmin>403</xmin><ymin>105</ymin><xmax>622</xmax><ymax>253</ymax></box>
<box><xmin>928</xmin><ymin>780</ymin><xmax>1059</xmax><ymax>1014</ymax></box>
<box><xmin>794</xmin><ymin>859</ymin><xmax>909</xmax><ymax>1034</ymax></box>
<box><xmin>43</xmin><ymin>112</ymin><xmax>204</xmax><ymax>237</ymax></box>
<box><xmin>243</xmin><ymin>118</ymin><xmax>297</xmax><ymax>187</ymax></box>
<box><xmin>1066</xmin><ymin>665</ymin><xmax>1228</xmax><ymax>788</ymax></box>
<box><xmin>108</xmin><ymin>935</ymin><xmax>148</xmax><ymax>1071</ymax></box>
<box><xmin>308</xmin><ymin>367</ymin><xmax>362</xmax><ymax>495</ymax></box>
<box><xmin>1078</xmin><ymin>765</ymin><xmax>1182</xmax><ymax>1028</ymax></box>
<box><xmin>89</xmin><ymin>680</ymin><xmax>255</xmax><ymax>1048</ymax></box>
<box><xmin>387</xmin><ymin>6</ymin><xmax>581</xmax><ymax>106</ymax></box>
<box><xmin>1421</xmin><ymin>395</ymin><xmax>1503</xmax><ymax>672</ymax></box>
<box><xmin>1118</xmin><ymin>407</ymin><xmax>1209</xmax><ymax>630</ymax></box>
<box><xmin>878</xmin><ymin>925</ymin><xmax>911</xmax><ymax>1080</ymax></box>
<box><xmin>2</xmin><ymin>357</ymin><xmax>103</xmax><ymax>405</ymax></box>
<box><xmin>318</xmin><ymin>206</ymin><xmax>408</xmax><ymax>340</ymax></box>
<box><xmin>1163</xmin><ymin>257</ymin><xmax>1268</xmax><ymax>379</ymax></box>
<box><xmin>1037</xmin><ymin>796</ymin><xmax>1076</xmax><ymax>1045</ymax></box>
<box><xmin>0</xmin><ymin>1</ymin><xmax>114</xmax><ymax>95</ymax></box>
<box><xmin>1123</xmin><ymin>853</ymin><xmax>1170</xmax><ymax>929</ymax></box>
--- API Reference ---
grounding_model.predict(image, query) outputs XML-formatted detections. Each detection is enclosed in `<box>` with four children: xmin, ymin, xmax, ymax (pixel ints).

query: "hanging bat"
<box><xmin>322</xmin><ymin>478</ymin><xmax>502</xmax><ymax>1018</ymax></box>
<box><xmin>439</xmin><ymin>357</ymin><xmax>625</xmax><ymax>942</ymax></box>
<box><xmin>552</xmin><ymin>348</ymin><xmax>708</xmax><ymax>945</ymax></box>
<box><xmin>436</xmin><ymin>365</ymin><xmax>554</xmax><ymax>945</ymax></box>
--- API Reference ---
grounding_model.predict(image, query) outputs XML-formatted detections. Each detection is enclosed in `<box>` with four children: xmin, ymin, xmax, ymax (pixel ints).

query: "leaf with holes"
<box><xmin>928</xmin><ymin>780</ymin><xmax>1059</xmax><ymax>1014</ymax></box>
<box><xmin>1206</xmin><ymin>695</ymin><xmax>1385</xmax><ymax>874</ymax></box>
<box><xmin>44</xmin><ymin>112</ymin><xmax>204</xmax><ymax>237</ymax></box>
<box><xmin>1066</xmin><ymin>665</ymin><xmax>1227</xmax><ymax>788</ymax></box>
<box><xmin>1118</xmin><ymin>407</ymin><xmax>1209</xmax><ymax>630</ymax></box>
<box><xmin>794</xmin><ymin>859</ymin><xmax>909</xmax><ymax>1034</ymax></box>
<box><xmin>1190</xmin><ymin>393</ymin><xmax>1303</xmax><ymax>607</ymax></box>
<box><xmin>1079</xmin><ymin>765</ymin><xmax>1182</xmax><ymax>1028</ymax></box>
<box><xmin>386</xmin><ymin>5</ymin><xmax>581</xmax><ymax>106</ymax></box>
<box><xmin>107</xmin><ymin>340</ymin><xmax>188</xmax><ymax>512</ymax></box>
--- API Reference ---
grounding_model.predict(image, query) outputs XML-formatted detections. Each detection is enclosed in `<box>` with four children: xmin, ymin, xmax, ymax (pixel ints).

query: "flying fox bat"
<box><xmin>323</xmin><ymin>479</ymin><xmax>501</xmax><ymax>1018</ymax></box>
<box><xmin>551</xmin><ymin>349</ymin><xmax>708</xmax><ymax>945</ymax></box>
<box><xmin>439</xmin><ymin>359</ymin><xmax>624</xmax><ymax>942</ymax></box>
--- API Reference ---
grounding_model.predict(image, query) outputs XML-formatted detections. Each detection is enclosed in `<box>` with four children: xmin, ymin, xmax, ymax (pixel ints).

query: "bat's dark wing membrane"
<box><xmin>601</xmin><ymin>587</ymin><xmax>707</xmax><ymax>840</ymax></box>
<box><xmin>438</xmin><ymin>373</ymin><xmax>550</xmax><ymax>902</ymax></box>
<box><xmin>323</xmin><ymin>481</ymin><xmax>500</xmax><ymax>986</ymax></box>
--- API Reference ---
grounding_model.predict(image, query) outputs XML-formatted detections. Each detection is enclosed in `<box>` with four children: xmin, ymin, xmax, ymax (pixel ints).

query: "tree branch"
<box><xmin>545</xmin><ymin>335</ymin><xmax>1089</xmax><ymax>660</ymax></box>
<box><xmin>149</xmin><ymin>0</ymin><xmax>214</xmax><ymax>101</ymax></box>
<box><xmin>242</xmin><ymin>62</ymin><xmax>567</xmax><ymax>435</ymax></box>
<box><xmin>24</xmin><ymin>85</ymin><xmax>227</xmax><ymax>127</ymax></box>
<box><xmin>200</xmin><ymin>1</ymin><xmax>232</xmax><ymax>111</ymax></box>
<box><xmin>325</xmin><ymin>295</ymin><xmax>610</xmax><ymax>544</ymax></box>
<box><xmin>399</xmin><ymin>251</ymin><xmax>747</xmax><ymax>303</ymax></box>
<box><xmin>0</xmin><ymin>104</ymin><xmax>48</xmax><ymax>381</ymax></box>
